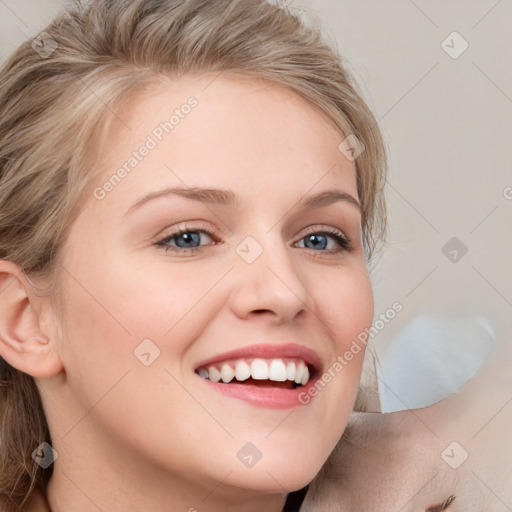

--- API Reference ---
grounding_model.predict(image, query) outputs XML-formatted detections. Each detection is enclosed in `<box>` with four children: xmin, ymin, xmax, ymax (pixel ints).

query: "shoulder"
<box><xmin>301</xmin><ymin>411</ymin><xmax>472</xmax><ymax>512</ymax></box>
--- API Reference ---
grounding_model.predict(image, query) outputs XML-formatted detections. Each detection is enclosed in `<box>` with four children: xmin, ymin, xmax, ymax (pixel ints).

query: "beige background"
<box><xmin>1</xmin><ymin>0</ymin><xmax>511</xmax><ymax>399</ymax></box>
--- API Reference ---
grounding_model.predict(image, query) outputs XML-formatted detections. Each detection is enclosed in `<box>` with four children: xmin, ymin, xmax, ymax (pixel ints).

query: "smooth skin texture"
<box><xmin>0</xmin><ymin>73</ymin><xmax>374</xmax><ymax>512</ymax></box>
<box><xmin>302</xmin><ymin>334</ymin><xmax>512</xmax><ymax>511</ymax></box>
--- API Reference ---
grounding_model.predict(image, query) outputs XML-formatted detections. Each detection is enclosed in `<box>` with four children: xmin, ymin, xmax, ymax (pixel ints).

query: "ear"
<box><xmin>0</xmin><ymin>259</ymin><xmax>64</xmax><ymax>379</ymax></box>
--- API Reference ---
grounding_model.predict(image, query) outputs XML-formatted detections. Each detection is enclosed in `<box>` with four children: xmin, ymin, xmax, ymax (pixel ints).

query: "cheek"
<box><xmin>54</xmin><ymin>259</ymin><xmax>212</xmax><ymax>444</ymax></box>
<box><xmin>310</xmin><ymin>264</ymin><xmax>373</xmax><ymax>416</ymax></box>
<box><xmin>318</xmin><ymin>264</ymin><xmax>374</xmax><ymax>350</ymax></box>
<box><xmin>299</xmin><ymin>263</ymin><xmax>373</xmax><ymax>400</ymax></box>
<box><xmin>57</xmin><ymin>251</ymin><xmax>223</xmax><ymax>379</ymax></box>
<box><xmin>54</xmin><ymin>272</ymin><xmax>137</xmax><ymax>414</ymax></box>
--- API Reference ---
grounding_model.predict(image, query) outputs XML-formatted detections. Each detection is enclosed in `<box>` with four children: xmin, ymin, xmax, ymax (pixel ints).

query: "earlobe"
<box><xmin>0</xmin><ymin>259</ymin><xmax>64</xmax><ymax>379</ymax></box>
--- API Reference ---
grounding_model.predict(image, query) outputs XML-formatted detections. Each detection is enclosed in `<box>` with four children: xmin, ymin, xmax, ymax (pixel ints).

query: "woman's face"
<box><xmin>43</xmin><ymin>74</ymin><xmax>373</xmax><ymax>499</ymax></box>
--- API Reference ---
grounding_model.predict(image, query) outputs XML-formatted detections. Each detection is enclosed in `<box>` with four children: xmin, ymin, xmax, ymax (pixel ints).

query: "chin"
<box><xmin>224</xmin><ymin>467</ymin><xmax>317</xmax><ymax>496</ymax></box>
<box><xmin>222</xmin><ymin>444</ymin><xmax>327</xmax><ymax>494</ymax></box>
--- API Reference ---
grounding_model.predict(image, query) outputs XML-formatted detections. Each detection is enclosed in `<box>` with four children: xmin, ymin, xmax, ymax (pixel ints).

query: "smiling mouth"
<box><xmin>195</xmin><ymin>357</ymin><xmax>314</xmax><ymax>389</ymax></box>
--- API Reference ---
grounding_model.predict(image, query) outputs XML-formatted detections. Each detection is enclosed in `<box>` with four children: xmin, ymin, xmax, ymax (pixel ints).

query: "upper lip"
<box><xmin>194</xmin><ymin>343</ymin><xmax>323</xmax><ymax>375</ymax></box>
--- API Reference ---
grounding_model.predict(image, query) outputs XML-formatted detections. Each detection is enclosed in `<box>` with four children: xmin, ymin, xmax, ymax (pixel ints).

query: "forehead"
<box><xmin>88</xmin><ymin>73</ymin><xmax>357</xmax><ymax>214</ymax></box>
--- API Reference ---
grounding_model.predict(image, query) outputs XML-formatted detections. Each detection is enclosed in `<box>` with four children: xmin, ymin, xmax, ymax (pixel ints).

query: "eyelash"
<box><xmin>154</xmin><ymin>223</ymin><xmax>353</xmax><ymax>255</ymax></box>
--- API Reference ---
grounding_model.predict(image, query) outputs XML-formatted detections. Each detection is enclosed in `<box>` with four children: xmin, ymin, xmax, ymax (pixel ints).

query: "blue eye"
<box><xmin>296</xmin><ymin>228</ymin><xmax>352</xmax><ymax>252</ymax></box>
<box><xmin>155</xmin><ymin>227</ymin><xmax>214</xmax><ymax>253</ymax></box>
<box><xmin>154</xmin><ymin>225</ymin><xmax>352</xmax><ymax>254</ymax></box>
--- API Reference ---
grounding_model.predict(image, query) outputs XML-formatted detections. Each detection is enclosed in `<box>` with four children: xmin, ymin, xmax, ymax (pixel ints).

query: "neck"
<box><xmin>44</xmin><ymin>426</ymin><xmax>290</xmax><ymax>512</ymax></box>
<box><xmin>46</xmin><ymin>470</ymin><xmax>289</xmax><ymax>512</ymax></box>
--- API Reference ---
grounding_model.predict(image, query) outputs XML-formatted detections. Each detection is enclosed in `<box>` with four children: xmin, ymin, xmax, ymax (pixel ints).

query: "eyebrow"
<box><xmin>124</xmin><ymin>186</ymin><xmax>361</xmax><ymax>218</ymax></box>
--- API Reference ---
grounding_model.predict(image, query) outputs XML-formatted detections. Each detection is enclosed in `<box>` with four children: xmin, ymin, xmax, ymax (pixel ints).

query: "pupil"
<box><xmin>306</xmin><ymin>234</ymin><xmax>327</xmax><ymax>250</ymax></box>
<box><xmin>176</xmin><ymin>232</ymin><xmax>200</xmax><ymax>248</ymax></box>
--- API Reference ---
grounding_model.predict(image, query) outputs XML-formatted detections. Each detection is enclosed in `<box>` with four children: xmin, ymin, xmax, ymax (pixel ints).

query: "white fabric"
<box><xmin>377</xmin><ymin>312</ymin><xmax>496</xmax><ymax>412</ymax></box>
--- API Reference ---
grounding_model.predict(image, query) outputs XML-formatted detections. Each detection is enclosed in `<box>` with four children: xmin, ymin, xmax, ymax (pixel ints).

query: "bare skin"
<box><xmin>26</xmin><ymin>331</ymin><xmax>510</xmax><ymax>512</ymax></box>
<box><xmin>26</xmin><ymin>334</ymin><xmax>511</xmax><ymax>512</ymax></box>
<box><xmin>6</xmin><ymin>72</ymin><xmax>507</xmax><ymax>512</ymax></box>
<box><xmin>0</xmin><ymin>73</ymin><xmax>374</xmax><ymax>512</ymax></box>
<box><xmin>302</xmin><ymin>335</ymin><xmax>512</xmax><ymax>511</ymax></box>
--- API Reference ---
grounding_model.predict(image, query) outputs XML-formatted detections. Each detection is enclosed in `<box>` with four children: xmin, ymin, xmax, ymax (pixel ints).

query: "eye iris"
<box><xmin>304</xmin><ymin>233</ymin><xmax>327</xmax><ymax>250</ymax></box>
<box><xmin>175</xmin><ymin>232</ymin><xmax>201</xmax><ymax>248</ymax></box>
<box><xmin>162</xmin><ymin>230</ymin><xmax>343</xmax><ymax>251</ymax></box>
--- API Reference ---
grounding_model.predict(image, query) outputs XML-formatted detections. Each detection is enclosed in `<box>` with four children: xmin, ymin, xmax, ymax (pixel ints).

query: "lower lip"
<box><xmin>198</xmin><ymin>376</ymin><xmax>319</xmax><ymax>409</ymax></box>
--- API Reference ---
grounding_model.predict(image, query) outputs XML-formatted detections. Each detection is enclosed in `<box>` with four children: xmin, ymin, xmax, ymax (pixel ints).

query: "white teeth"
<box><xmin>269</xmin><ymin>359</ymin><xmax>287</xmax><ymax>381</ymax></box>
<box><xmin>286</xmin><ymin>362</ymin><xmax>296</xmax><ymax>381</ymax></box>
<box><xmin>235</xmin><ymin>360</ymin><xmax>251</xmax><ymax>381</ymax></box>
<box><xmin>294</xmin><ymin>361</ymin><xmax>305</xmax><ymax>384</ymax></box>
<box><xmin>251</xmin><ymin>358</ymin><xmax>269</xmax><ymax>380</ymax></box>
<box><xmin>221</xmin><ymin>363</ymin><xmax>234</xmax><ymax>383</ymax></box>
<box><xmin>199</xmin><ymin>357</ymin><xmax>312</xmax><ymax>385</ymax></box>
<box><xmin>208</xmin><ymin>366</ymin><xmax>221</xmax><ymax>383</ymax></box>
<box><xmin>301</xmin><ymin>366</ymin><xmax>309</xmax><ymax>386</ymax></box>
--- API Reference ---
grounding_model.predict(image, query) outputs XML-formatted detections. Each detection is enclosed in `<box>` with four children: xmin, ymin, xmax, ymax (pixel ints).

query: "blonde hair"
<box><xmin>0</xmin><ymin>0</ymin><xmax>387</xmax><ymax>509</ymax></box>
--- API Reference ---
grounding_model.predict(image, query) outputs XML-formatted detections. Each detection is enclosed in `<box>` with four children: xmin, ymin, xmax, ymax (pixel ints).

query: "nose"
<box><xmin>228</xmin><ymin>237</ymin><xmax>315</xmax><ymax>325</ymax></box>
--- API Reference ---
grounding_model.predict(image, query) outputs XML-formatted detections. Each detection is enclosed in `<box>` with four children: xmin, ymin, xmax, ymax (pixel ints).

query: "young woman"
<box><xmin>0</xmin><ymin>1</ymin><xmax>387</xmax><ymax>511</ymax></box>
